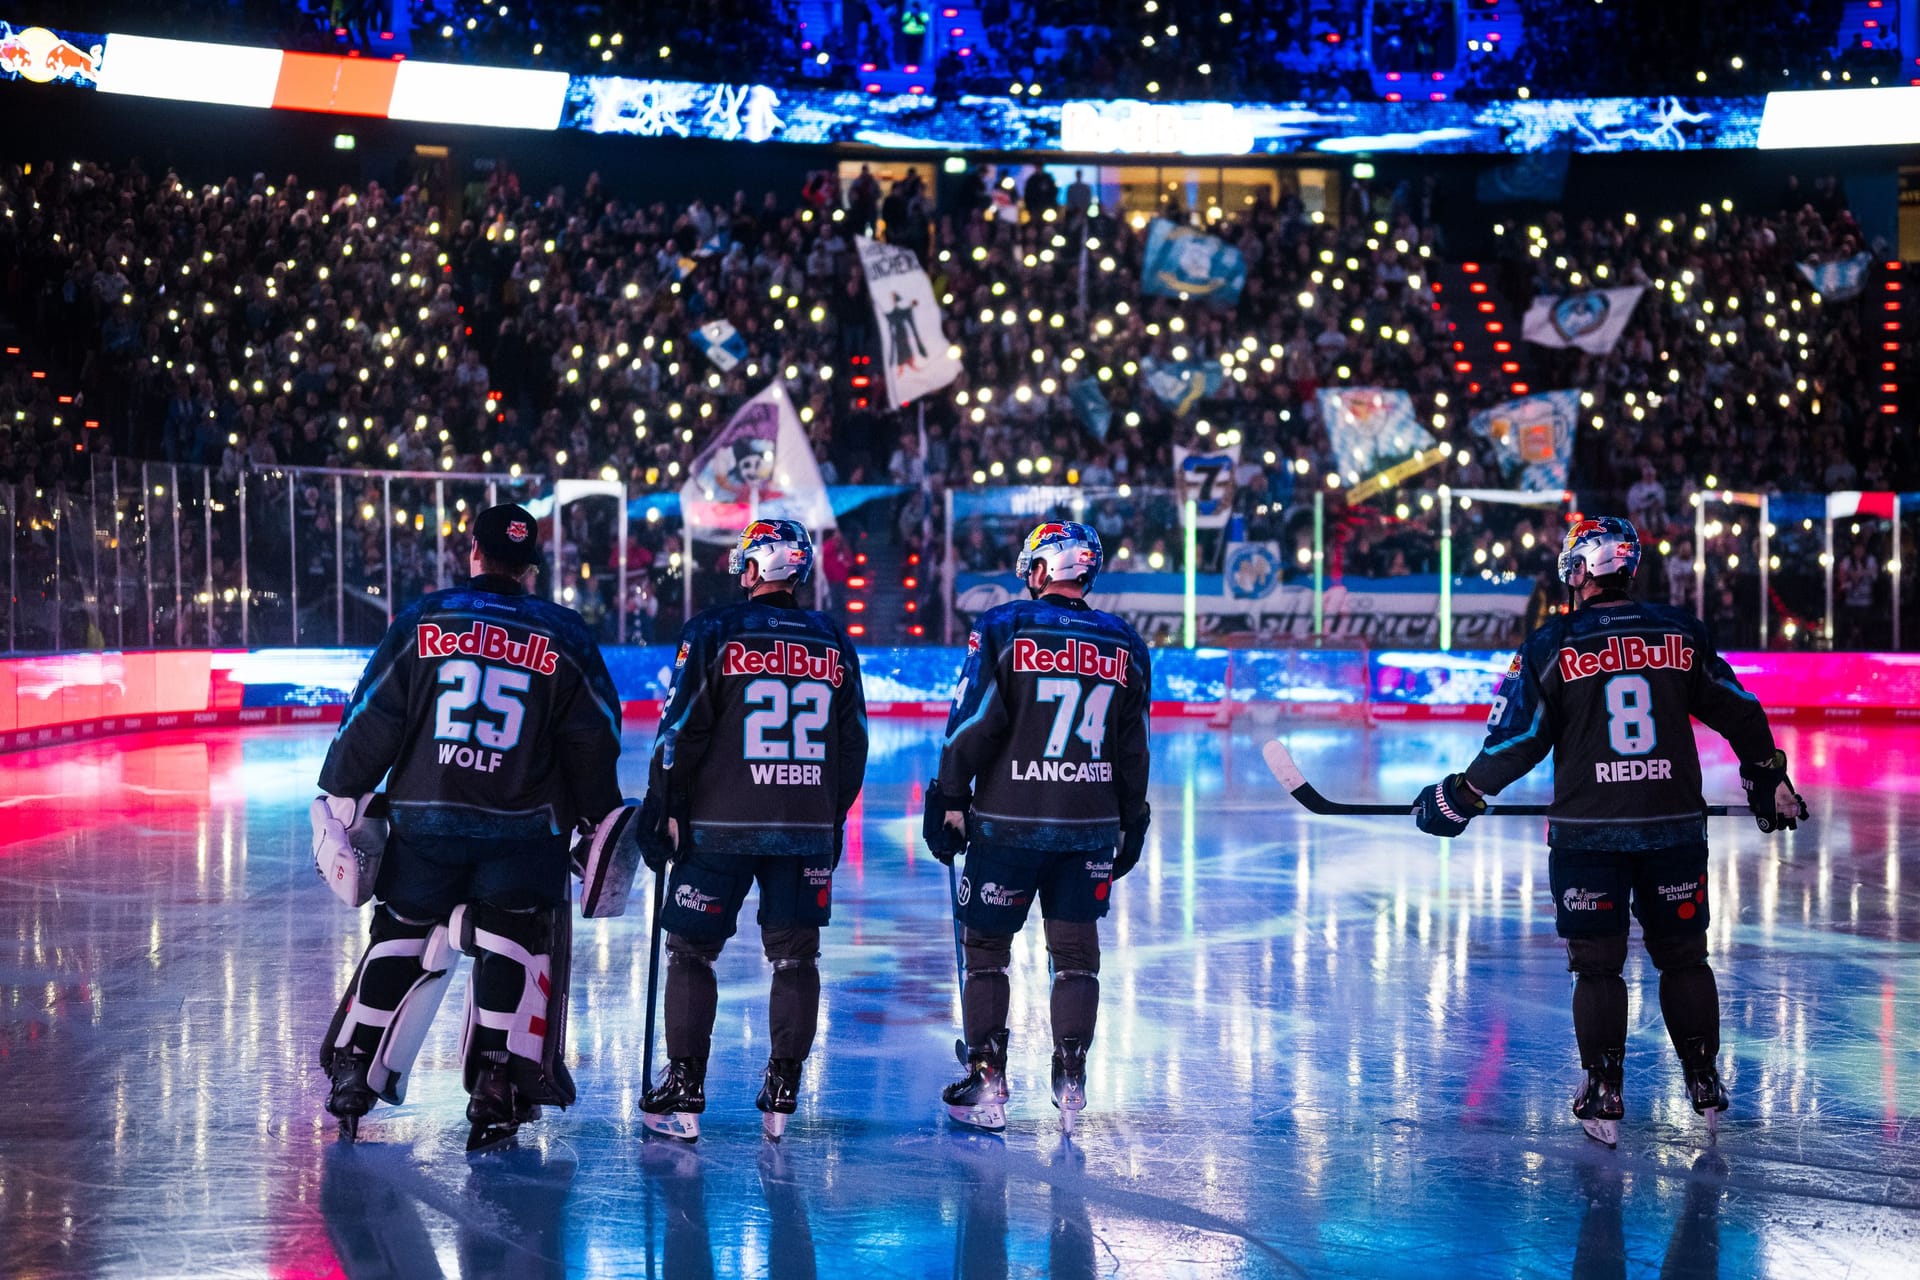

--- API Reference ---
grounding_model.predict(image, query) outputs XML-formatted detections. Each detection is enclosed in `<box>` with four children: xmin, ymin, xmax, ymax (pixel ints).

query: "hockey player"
<box><xmin>313</xmin><ymin>503</ymin><xmax>625</xmax><ymax>1151</ymax></box>
<box><xmin>1414</xmin><ymin>516</ymin><xmax>1807</xmax><ymax>1146</ymax></box>
<box><xmin>635</xmin><ymin>519</ymin><xmax>868</xmax><ymax>1142</ymax></box>
<box><xmin>923</xmin><ymin>521</ymin><xmax>1153</xmax><ymax>1133</ymax></box>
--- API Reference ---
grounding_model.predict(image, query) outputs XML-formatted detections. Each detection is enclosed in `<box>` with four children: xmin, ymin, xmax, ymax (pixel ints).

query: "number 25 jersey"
<box><xmin>1462</xmin><ymin>599</ymin><xmax>1775</xmax><ymax>851</ymax></box>
<box><xmin>319</xmin><ymin>577</ymin><xmax>624</xmax><ymax>844</ymax></box>
<box><xmin>937</xmin><ymin>595</ymin><xmax>1153</xmax><ymax>852</ymax></box>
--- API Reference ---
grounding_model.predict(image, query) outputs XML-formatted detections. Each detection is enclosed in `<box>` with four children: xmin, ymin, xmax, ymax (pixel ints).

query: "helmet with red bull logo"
<box><xmin>1557</xmin><ymin>515</ymin><xmax>1640</xmax><ymax>586</ymax></box>
<box><xmin>729</xmin><ymin>518</ymin><xmax>815</xmax><ymax>587</ymax></box>
<box><xmin>1016</xmin><ymin>520</ymin><xmax>1103</xmax><ymax>595</ymax></box>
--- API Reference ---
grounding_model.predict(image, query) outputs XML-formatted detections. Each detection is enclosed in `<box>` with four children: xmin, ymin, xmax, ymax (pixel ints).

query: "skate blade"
<box><xmin>466</xmin><ymin>1121</ymin><xmax>519</xmax><ymax>1155</ymax></box>
<box><xmin>1703</xmin><ymin>1105</ymin><xmax>1722</xmax><ymax>1139</ymax></box>
<box><xmin>1580</xmin><ymin>1118</ymin><xmax>1619</xmax><ymax>1148</ymax></box>
<box><xmin>946</xmin><ymin>1101</ymin><xmax>1007</xmax><ymax>1133</ymax></box>
<box><xmin>641</xmin><ymin>1110</ymin><xmax>701</xmax><ymax>1143</ymax></box>
<box><xmin>337</xmin><ymin>1114</ymin><xmax>360</xmax><ymax>1143</ymax></box>
<box><xmin>761</xmin><ymin>1110</ymin><xmax>789</xmax><ymax>1142</ymax></box>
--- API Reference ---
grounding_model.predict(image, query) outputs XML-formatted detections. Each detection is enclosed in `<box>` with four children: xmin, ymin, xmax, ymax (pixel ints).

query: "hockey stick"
<box><xmin>1262</xmin><ymin>739</ymin><xmax>1737</xmax><ymax>817</ymax></box>
<box><xmin>945</xmin><ymin>860</ymin><xmax>967</xmax><ymax>997</ymax></box>
<box><xmin>640</xmin><ymin>863</ymin><xmax>667</xmax><ymax>1094</ymax></box>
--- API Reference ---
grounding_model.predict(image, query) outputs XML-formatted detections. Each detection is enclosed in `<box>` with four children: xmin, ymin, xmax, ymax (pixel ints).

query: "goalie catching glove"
<box><xmin>1412</xmin><ymin>774</ymin><xmax>1485</xmax><ymax>839</ymax></box>
<box><xmin>575</xmin><ymin>801</ymin><xmax>646</xmax><ymax>918</ymax></box>
<box><xmin>1739</xmin><ymin>749</ymin><xmax>1809</xmax><ymax>833</ymax></box>
<box><xmin>922</xmin><ymin>780</ymin><xmax>969</xmax><ymax>865</ymax></box>
<box><xmin>311</xmin><ymin>792</ymin><xmax>390</xmax><ymax>907</ymax></box>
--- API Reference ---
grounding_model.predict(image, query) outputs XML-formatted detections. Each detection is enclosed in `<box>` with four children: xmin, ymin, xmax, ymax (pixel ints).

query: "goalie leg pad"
<box><xmin>451</xmin><ymin>900</ymin><xmax>576</xmax><ymax>1108</ymax></box>
<box><xmin>578</xmin><ymin>802</ymin><xmax>644</xmax><ymax>918</ymax></box>
<box><xmin>321</xmin><ymin>906</ymin><xmax>456</xmax><ymax>1107</ymax></box>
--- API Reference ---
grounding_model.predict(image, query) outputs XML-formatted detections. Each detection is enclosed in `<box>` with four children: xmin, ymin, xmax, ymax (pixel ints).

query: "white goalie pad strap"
<box><xmin>465</xmin><ymin>928</ymin><xmax>554</xmax><ymax>1063</ymax></box>
<box><xmin>330</xmin><ymin>935</ymin><xmax>434</xmax><ymax>1049</ymax></box>
<box><xmin>366</xmin><ymin>926</ymin><xmax>455</xmax><ymax>1106</ymax></box>
<box><xmin>311</xmin><ymin>793</ymin><xmax>388</xmax><ymax>908</ymax></box>
<box><xmin>579</xmin><ymin>802</ymin><xmax>643</xmax><ymax>919</ymax></box>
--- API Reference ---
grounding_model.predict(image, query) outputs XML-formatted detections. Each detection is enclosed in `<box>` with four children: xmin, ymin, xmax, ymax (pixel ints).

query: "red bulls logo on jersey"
<box><xmin>1556</xmin><ymin>634</ymin><xmax>1694</xmax><ymax>683</ymax></box>
<box><xmin>722</xmin><ymin>640</ymin><xmax>845</xmax><ymax>687</ymax></box>
<box><xmin>416</xmin><ymin>621</ymin><xmax>559</xmax><ymax>675</ymax></box>
<box><xmin>1012</xmin><ymin>637</ymin><xmax>1130</xmax><ymax>685</ymax></box>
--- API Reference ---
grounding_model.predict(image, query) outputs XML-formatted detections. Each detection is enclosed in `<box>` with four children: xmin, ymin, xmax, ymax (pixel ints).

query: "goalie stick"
<box><xmin>1262</xmin><ymin>739</ymin><xmax>1736</xmax><ymax>818</ymax></box>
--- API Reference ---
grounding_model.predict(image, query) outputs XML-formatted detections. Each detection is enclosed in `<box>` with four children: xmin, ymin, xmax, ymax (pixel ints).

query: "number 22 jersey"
<box><xmin>937</xmin><ymin>594</ymin><xmax>1153</xmax><ymax>852</ymax></box>
<box><xmin>1463</xmin><ymin>599</ymin><xmax>1776</xmax><ymax>851</ymax></box>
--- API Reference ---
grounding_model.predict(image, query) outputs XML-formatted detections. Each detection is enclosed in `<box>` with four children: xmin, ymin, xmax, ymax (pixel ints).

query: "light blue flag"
<box><xmin>690</xmin><ymin>318</ymin><xmax>750</xmax><ymax>372</ymax></box>
<box><xmin>1139</xmin><ymin>355</ymin><xmax>1223</xmax><ymax>416</ymax></box>
<box><xmin>1469</xmin><ymin>390</ymin><xmax>1581</xmax><ymax>490</ymax></box>
<box><xmin>1796</xmin><ymin>252</ymin><xmax>1872</xmax><ymax>301</ymax></box>
<box><xmin>1141</xmin><ymin>219</ymin><xmax>1246</xmax><ymax>306</ymax></box>
<box><xmin>1069</xmin><ymin>378</ymin><xmax>1113</xmax><ymax>441</ymax></box>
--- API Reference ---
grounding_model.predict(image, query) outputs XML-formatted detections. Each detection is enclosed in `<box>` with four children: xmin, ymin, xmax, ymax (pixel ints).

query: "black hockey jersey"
<box><xmin>648</xmin><ymin>592</ymin><xmax>868</xmax><ymax>857</ymax></box>
<box><xmin>935</xmin><ymin>594</ymin><xmax>1153</xmax><ymax>851</ymax></box>
<box><xmin>1463</xmin><ymin>598</ymin><xmax>1775</xmax><ymax>851</ymax></box>
<box><xmin>319</xmin><ymin>575</ymin><xmax>623</xmax><ymax>845</ymax></box>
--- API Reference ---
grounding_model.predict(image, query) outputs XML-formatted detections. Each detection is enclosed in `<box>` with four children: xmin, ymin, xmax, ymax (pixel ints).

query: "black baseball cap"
<box><xmin>472</xmin><ymin>503</ymin><xmax>542</xmax><ymax>567</ymax></box>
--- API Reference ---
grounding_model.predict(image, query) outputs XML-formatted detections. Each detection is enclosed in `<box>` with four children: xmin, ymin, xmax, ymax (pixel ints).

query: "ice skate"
<box><xmin>1050</xmin><ymin>1037</ymin><xmax>1088</xmax><ymax>1136</ymax></box>
<box><xmin>466</xmin><ymin>1054</ymin><xmax>537</xmax><ymax>1155</ymax></box>
<box><xmin>640</xmin><ymin>1057</ymin><xmax>706</xmax><ymax>1143</ymax></box>
<box><xmin>756</xmin><ymin>1057</ymin><xmax>802</xmax><ymax>1142</ymax></box>
<box><xmin>325</xmin><ymin>1053</ymin><xmax>377</xmax><ymax>1142</ymax></box>
<box><xmin>1680</xmin><ymin>1037</ymin><xmax>1729</xmax><ymax>1139</ymax></box>
<box><xmin>943</xmin><ymin>1030</ymin><xmax>1010</xmax><ymax>1132</ymax></box>
<box><xmin>1571</xmin><ymin>1049</ymin><xmax>1625</xmax><ymax>1148</ymax></box>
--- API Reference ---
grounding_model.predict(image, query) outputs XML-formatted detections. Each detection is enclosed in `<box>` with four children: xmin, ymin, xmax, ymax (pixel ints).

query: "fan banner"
<box><xmin>689</xmin><ymin>318</ymin><xmax>749</xmax><ymax>372</ymax></box>
<box><xmin>679</xmin><ymin>381</ymin><xmax>835</xmax><ymax>537</ymax></box>
<box><xmin>1470</xmin><ymin>390</ymin><xmax>1580</xmax><ymax>490</ymax></box>
<box><xmin>1317</xmin><ymin>387</ymin><xmax>1434</xmax><ymax>479</ymax></box>
<box><xmin>854</xmin><ymin>235</ymin><xmax>962</xmax><ymax>408</ymax></box>
<box><xmin>1141</xmin><ymin>218</ymin><xmax>1247</xmax><ymax>305</ymax></box>
<box><xmin>1174</xmin><ymin>441</ymin><xmax>1241</xmax><ymax>529</ymax></box>
<box><xmin>1520</xmin><ymin>286</ymin><xmax>1645</xmax><ymax>353</ymax></box>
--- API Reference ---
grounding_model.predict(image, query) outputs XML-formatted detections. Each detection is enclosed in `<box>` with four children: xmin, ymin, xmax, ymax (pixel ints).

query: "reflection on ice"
<box><xmin>0</xmin><ymin>721</ymin><xmax>1916</xmax><ymax>1277</ymax></box>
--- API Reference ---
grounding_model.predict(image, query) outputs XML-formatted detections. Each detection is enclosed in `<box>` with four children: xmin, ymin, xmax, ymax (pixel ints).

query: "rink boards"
<box><xmin>2</xmin><ymin>645</ymin><xmax>1919</xmax><ymax>753</ymax></box>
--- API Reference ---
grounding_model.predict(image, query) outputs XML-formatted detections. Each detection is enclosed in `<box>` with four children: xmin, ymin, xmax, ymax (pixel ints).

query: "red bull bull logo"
<box><xmin>0</xmin><ymin>27</ymin><xmax>101</xmax><ymax>85</ymax></box>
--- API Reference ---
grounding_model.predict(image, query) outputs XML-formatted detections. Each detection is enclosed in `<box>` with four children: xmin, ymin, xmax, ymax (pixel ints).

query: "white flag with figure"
<box><xmin>854</xmin><ymin>235</ymin><xmax>962</xmax><ymax>408</ymax></box>
<box><xmin>680</xmin><ymin>381</ymin><xmax>835</xmax><ymax>537</ymax></box>
<box><xmin>1521</xmin><ymin>286</ymin><xmax>1645</xmax><ymax>354</ymax></box>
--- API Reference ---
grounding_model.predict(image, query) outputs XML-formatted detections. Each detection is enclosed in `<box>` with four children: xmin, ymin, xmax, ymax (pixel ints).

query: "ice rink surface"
<box><xmin>2</xmin><ymin>717</ymin><xmax>1917</xmax><ymax>1278</ymax></box>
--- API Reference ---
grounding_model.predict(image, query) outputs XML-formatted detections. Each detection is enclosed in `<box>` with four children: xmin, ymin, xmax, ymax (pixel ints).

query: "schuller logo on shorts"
<box><xmin>1660</xmin><ymin>876</ymin><xmax>1707</xmax><ymax>920</ymax></box>
<box><xmin>1562</xmin><ymin>887</ymin><xmax>1614</xmax><ymax>913</ymax></box>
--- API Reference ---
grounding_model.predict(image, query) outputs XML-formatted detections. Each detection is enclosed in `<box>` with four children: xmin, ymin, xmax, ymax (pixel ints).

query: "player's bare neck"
<box><xmin>1039</xmin><ymin>590</ymin><xmax>1090</xmax><ymax>610</ymax></box>
<box><xmin>470</xmin><ymin>572</ymin><xmax>530</xmax><ymax>596</ymax></box>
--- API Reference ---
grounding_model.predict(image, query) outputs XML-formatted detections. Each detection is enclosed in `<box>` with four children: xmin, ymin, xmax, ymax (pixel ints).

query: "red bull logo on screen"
<box><xmin>0</xmin><ymin>26</ymin><xmax>102</xmax><ymax>85</ymax></box>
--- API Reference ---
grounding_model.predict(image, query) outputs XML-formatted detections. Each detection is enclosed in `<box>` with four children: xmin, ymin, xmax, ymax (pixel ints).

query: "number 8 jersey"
<box><xmin>1463</xmin><ymin>599</ymin><xmax>1776</xmax><ymax>851</ymax></box>
<box><xmin>938</xmin><ymin>596</ymin><xmax>1153</xmax><ymax>851</ymax></box>
<box><xmin>648</xmin><ymin>593</ymin><xmax>868</xmax><ymax>857</ymax></box>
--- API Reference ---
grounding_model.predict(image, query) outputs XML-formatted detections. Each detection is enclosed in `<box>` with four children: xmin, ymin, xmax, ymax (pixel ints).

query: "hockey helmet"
<box><xmin>1016</xmin><ymin>520</ymin><xmax>1104</xmax><ymax>593</ymax></box>
<box><xmin>729</xmin><ymin>518</ymin><xmax>815</xmax><ymax>586</ymax></box>
<box><xmin>1558</xmin><ymin>515</ymin><xmax>1641</xmax><ymax>586</ymax></box>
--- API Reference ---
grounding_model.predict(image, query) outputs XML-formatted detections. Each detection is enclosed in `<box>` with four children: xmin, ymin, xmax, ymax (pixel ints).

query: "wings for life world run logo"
<box><xmin>0</xmin><ymin>25</ymin><xmax>101</xmax><ymax>84</ymax></box>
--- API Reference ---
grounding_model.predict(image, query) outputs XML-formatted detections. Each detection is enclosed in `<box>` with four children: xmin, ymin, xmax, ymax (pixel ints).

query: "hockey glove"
<box><xmin>1114</xmin><ymin>801</ymin><xmax>1151</xmax><ymax>880</ymax></box>
<box><xmin>634</xmin><ymin>788</ymin><xmax>687</xmax><ymax>872</ymax></box>
<box><xmin>578</xmin><ymin>802</ymin><xmax>645</xmax><ymax>918</ymax></box>
<box><xmin>922</xmin><ymin>779</ymin><xmax>970</xmax><ymax>865</ymax></box>
<box><xmin>311</xmin><ymin>792</ymin><xmax>389</xmax><ymax>907</ymax></box>
<box><xmin>1740</xmin><ymin>750</ymin><xmax>1808</xmax><ymax>833</ymax></box>
<box><xmin>1413</xmin><ymin>774</ymin><xmax>1485</xmax><ymax>838</ymax></box>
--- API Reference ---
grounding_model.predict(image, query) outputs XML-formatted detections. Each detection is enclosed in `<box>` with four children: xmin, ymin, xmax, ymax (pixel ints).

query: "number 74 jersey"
<box><xmin>1462</xmin><ymin>599</ymin><xmax>1776</xmax><ymax>852</ymax></box>
<box><xmin>937</xmin><ymin>597</ymin><xmax>1153</xmax><ymax>852</ymax></box>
